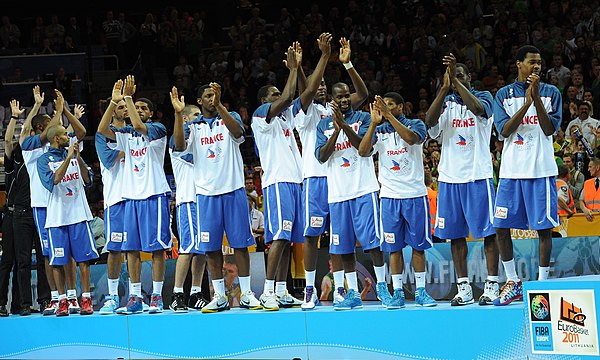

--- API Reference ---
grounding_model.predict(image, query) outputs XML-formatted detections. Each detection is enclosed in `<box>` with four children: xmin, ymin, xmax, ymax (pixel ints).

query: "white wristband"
<box><xmin>110</xmin><ymin>100</ymin><xmax>118</xmax><ymax>106</ymax></box>
<box><xmin>343</xmin><ymin>61</ymin><xmax>353</xmax><ymax>70</ymax></box>
<box><xmin>123</xmin><ymin>95</ymin><xmax>132</xmax><ymax>99</ymax></box>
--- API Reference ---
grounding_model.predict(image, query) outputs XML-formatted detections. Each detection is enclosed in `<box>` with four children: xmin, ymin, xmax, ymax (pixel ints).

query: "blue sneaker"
<box><xmin>334</xmin><ymin>289</ymin><xmax>362</xmax><ymax>311</ymax></box>
<box><xmin>148</xmin><ymin>294</ymin><xmax>164</xmax><ymax>313</ymax></box>
<box><xmin>493</xmin><ymin>281</ymin><xmax>523</xmax><ymax>306</ymax></box>
<box><xmin>99</xmin><ymin>295</ymin><xmax>119</xmax><ymax>315</ymax></box>
<box><xmin>387</xmin><ymin>288</ymin><xmax>405</xmax><ymax>309</ymax></box>
<box><xmin>116</xmin><ymin>296</ymin><xmax>143</xmax><ymax>315</ymax></box>
<box><xmin>415</xmin><ymin>287</ymin><xmax>437</xmax><ymax>307</ymax></box>
<box><xmin>376</xmin><ymin>282</ymin><xmax>393</xmax><ymax>307</ymax></box>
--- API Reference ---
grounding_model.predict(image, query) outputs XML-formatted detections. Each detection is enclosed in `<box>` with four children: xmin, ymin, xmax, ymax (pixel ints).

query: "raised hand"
<box><xmin>169</xmin><ymin>86</ymin><xmax>185</xmax><ymax>113</ymax></box>
<box><xmin>123</xmin><ymin>75</ymin><xmax>136</xmax><ymax>97</ymax></box>
<box><xmin>339</xmin><ymin>37</ymin><xmax>351</xmax><ymax>64</ymax></box>
<box><xmin>74</xmin><ymin>104</ymin><xmax>85</xmax><ymax>119</ymax></box>
<box><xmin>318</xmin><ymin>32</ymin><xmax>332</xmax><ymax>57</ymax></box>
<box><xmin>443</xmin><ymin>66</ymin><xmax>452</xmax><ymax>90</ymax></box>
<box><xmin>33</xmin><ymin>85</ymin><xmax>44</xmax><ymax>105</ymax></box>
<box><xmin>9</xmin><ymin>99</ymin><xmax>24</xmax><ymax>118</ymax></box>
<box><xmin>527</xmin><ymin>73</ymin><xmax>540</xmax><ymax>98</ymax></box>
<box><xmin>296</xmin><ymin>40</ymin><xmax>303</xmax><ymax>66</ymax></box>
<box><xmin>112</xmin><ymin>79</ymin><xmax>124</xmax><ymax>102</ymax></box>
<box><xmin>210</xmin><ymin>82</ymin><xmax>222</xmax><ymax>107</ymax></box>
<box><xmin>54</xmin><ymin>90</ymin><xmax>64</xmax><ymax>113</ymax></box>
<box><xmin>369</xmin><ymin>102</ymin><xmax>383</xmax><ymax>125</ymax></box>
<box><xmin>283</xmin><ymin>45</ymin><xmax>295</xmax><ymax>70</ymax></box>
<box><xmin>67</xmin><ymin>141</ymin><xmax>77</xmax><ymax>159</ymax></box>
<box><xmin>442</xmin><ymin>53</ymin><xmax>457</xmax><ymax>79</ymax></box>
<box><xmin>330</xmin><ymin>101</ymin><xmax>343</xmax><ymax>131</ymax></box>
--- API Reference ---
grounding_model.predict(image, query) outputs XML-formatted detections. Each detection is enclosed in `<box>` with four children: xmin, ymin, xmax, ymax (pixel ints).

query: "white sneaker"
<box><xmin>201</xmin><ymin>292</ymin><xmax>230</xmax><ymax>313</ymax></box>
<box><xmin>277</xmin><ymin>291</ymin><xmax>302</xmax><ymax>308</ymax></box>
<box><xmin>240</xmin><ymin>290</ymin><xmax>262</xmax><ymax>310</ymax></box>
<box><xmin>451</xmin><ymin>281</ymin><xmax>474</xmax><ymax>306</ymax></box>
<box><xmin>301</xmin><ymin>286</ymin><xmax>319</xmax><ymax>310</ymax></box>
<box><xmin>479</xmin><ymin>280</ymin><xmax>500</xmax><ymax>305</ymax></box>
<box><xmin>333</xmin><ymin>287</ymin><xmax>346</xmax><ymax>305</ymax></box>
<box><xmin>259</xmin><ymin>291</ymin><xmax>279</xmax><ymax>311</ymax></box>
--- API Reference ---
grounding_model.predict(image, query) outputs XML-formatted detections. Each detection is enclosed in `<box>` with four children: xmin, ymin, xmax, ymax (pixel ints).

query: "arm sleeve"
<box><xmin>95</xmin><ymin>133</ymin><xmax>120</xmax><ymax>170</ymax></box>
<box><xmin>476</xmin><ymin>91</ymin><xmax>494</xmax><ymax>119</ymax></box>
<box><xmin>21</xmin><ymin>134</ymin><xmax>43</xmax><ymax>151</ymax></box>
<box><xmin>410</xmin><ymin>119</ymin><xmax>428</xmax><ymax>143</ymax></box>
<box><xmin>36</xmin><ymin>155</ymin><xmax>55</xmax><ymax>193</ymax></box>
<box><xmin>357</xmin><ymin>113</ymin><xmax>372</xmax><ymax>137</ymax></box>
<box><xmin>251</xmin><ymin>104</ymin><xmax>273</xmax><ymax>133</ymax></box>
<box><xmin>229</xmin><ymin>111</ymin><xmax>246</xmax><ymax>143</ymax></box>
<box><xmin>113</xmin><ymin>128</ymin><xmax>129</xmax><ymax>151</ymax></box>
<box><xmin>146</xmin><ymin>122</ymin><xmax>168</xmax><ymax>141</ymax></box>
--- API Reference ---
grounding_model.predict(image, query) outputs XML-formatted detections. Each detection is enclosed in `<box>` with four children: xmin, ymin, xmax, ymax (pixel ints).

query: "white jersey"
<box><xmin>169</xmin><ymin>138</ymin><xmax>196</xmax><ymax>204</ymax></box>
<box><xmin>373</xmin><ymin>117</ymin><xmax>428</xmax><ymax>199</ymax></box>
<box><xmin>493</xmin><ymin>81</ymin><xmax>562</xmax><ymax>179</ymax></box>
<box><xmin>315</xmin><ymin>109</ymin><xmax>379</xmax><ymax>203</ymax></box>
<box><xmin>95</xmin><ymin>132</ymin><xmax>125</xmax><ymax>208</ymax></box>
<box><xmin>252</xmin><ymin>98</ymin><xmax>303</xmax><ymax>188</ymax></box>
<box><xmin>428</xmin><ymin>90</ymin><xmax>494</xmax><ymax>183</ymax></box>
<box><xmin>37</xmin><ymin>147</ymin><xmax>93</xmax><ymax>228</ymax></box>
<box><xmin>22</xmin><ymin>133</ymin><xmax>78</xmax><ymax>208</ymax></box>
<box><xmin>295</xmin><ymin>101</ymin><xmax>331</xmax><ymax>178</ymax></box>
<box><xmin>114</xmin><ymin>123</ymin><xmax>171</xmax><ymax>200</ymax></box>
<box><xmin>182</xmin><ymin>112</ymin><xmax>245</xmax><ymax>196</ymax></box>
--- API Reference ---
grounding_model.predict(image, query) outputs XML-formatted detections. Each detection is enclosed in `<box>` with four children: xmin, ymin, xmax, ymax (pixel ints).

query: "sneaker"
<box><xmin>450</xmin><ymin>281</ymin><xmax>474</xmax><ymax>306</ymax></box>
<box><xmin>56</xmin><ymin>299</ymin><xmax>69</xmax><ymax>317</ymax></box>
<box><xmin>301</xmin><ymin>286</ymin><xmax>319</xmax><ymax>311</ymax></box>
<box><xmin>80</xmin><ymin>296</ymin><xmax>94</xmax><ymax>315</ymax></box>
<box><xmin>259</xmin><ymin>291</ymin><xmax>279</xmax><ymax>311</ymax></box>
<box><xmin>333</xmin><ymin>287</ymin><xmax>346</xmax><ymax>305</ymax></box>
<box><xmin>201</xmin><ymin>293</ymin><xmax>230</xmax><ymax>313</ymax></box>
<box><xmin>43</xmin><ymin>300</ymin><xmax>59</xmax><ymax>316</ymax></box>
<box><xmin>387</xmin><ymin>288</ymin><xmax>406</xmax><ymax>309</ymax></box>
<box><xmin>148</xmin><ymin>294</ymin><xmax>164</xmax><ymax>313</ymax></box>
<box><xmin>20</xmin><ymin>307</ymin><xmax>32</xmax><ymax>316</ymax></box>
<box><xmin>240</xmin><ymin>290</ymin><xmax>262</xmax><ymax>310</ymax></box>
<box><xmin>415</xmin><ymin>287</ymin><xmax>437</xmax><ymax>307</ymax></box>
<box><xmin>169</xmin><ymin>293</ymin><xmax>188</xmax><ymax>313</ymax></box>
<box><xmin>277</xmin><ymin>291</ymin><xmax>302</xmax><ymax>308</ymax></box>
<box><xmin>493</xmin><ymin>280</ymin><xmax>523</xmax><ymax>306</ymax></box>
<box><xmin>99</xmin><ymin>295</ymin><xmax>119</xmax><ymax>315</ymax></box>
<box><xmin>188</xmin><ymin>292</ymin><xmax>209</xmax><ymax>310</ymax></box>
<box><xmin>334</xmin><ymin>289</ymin><xmax>362</xmax><ymax>311</ymax></box>
<box><xmin>68</xmin><ymin>298</ymin><xmax>81</xmax><ymax>314</ymax></box>
<box><xmin>376</xmin><ymin>282</ymin><xmax>393</xmax><ymax>308</ymax></box>
<box><xmin>0</xmin><ymin>305</ymin><xmax>8</xmax><ymax>317</ymax></box>
<box><xmin>142</xmin><ymin>301</ymin><xmax>150</xmax><ymax>312</ymax></box>
<box><xmin>479</xmin><ymin>280</ymin><xmax>500</xmax><ymax>306</ymax></box>
<box><xmin>116</xmin><ymin>296</ymin><xmax>143</xmax><ymax>315</ymax></box>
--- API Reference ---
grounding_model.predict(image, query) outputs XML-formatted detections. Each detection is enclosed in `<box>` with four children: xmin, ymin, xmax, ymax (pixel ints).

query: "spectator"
<box><xmin>248</xmin><ymin>195</ymin><xmax>265</xmax><ymax>251</ymax></box>
<box><xmin>563</xmin><ymin>153</ymin><xmax>586</xmax><ymax>205</ymax></box>
<box><xmin>547</xmin><ymin>55</ymin><xmax>571</xmax><ymax>89</ymax></box>
<box><xmin>556</xmin><ymin>165</ymin><xmax>576</xmax><ymax>218</ymax></box>
<box><xmin>0</xmin><ymin>16</ymin><xmax>20</xmax><ymax>49</ymax></box>
<box><xmin>566</xmin><ymin>101</ymin><xmax>599</xmax><ymax>147</ymax></box>
<box><xmin>45</xmin><ymin>14</ymin><xmax>65</xmax><ymax>50</ymax></box>
<box><xmin>89</xmin><ymin>202</ymin><xmax>107</xmax><ymax>263</ymax></box>
<box><xmin>101</xmin><ymin>11</ymin><xmax>122</xmax><ymax>57</ymax></box>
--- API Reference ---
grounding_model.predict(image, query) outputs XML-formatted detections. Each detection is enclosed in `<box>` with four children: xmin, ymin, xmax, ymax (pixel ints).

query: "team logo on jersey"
<box><xmin>341</xmin><ymin>157</ymin><xmax>351</xmax><ymax>167</ymax></box>
<box><xmin>514</xmin><ymin>133</ymin><xmax>525</xmax><ymax>145</ymax></box>
<box><xmin>206</xmin><ymin>146</ymin><xmax>223</xmax><ymax>161</ymax></box>
<box><xmin>455</xmin><ymin>134</ymin><xmax>474</xmax><ymax>151</ymax></box>
<box><xmin>134</xmin><ymin>164</ymin><xmax>140</xmax><ymax>172</ymax></box>
<box><xmin>389</xmin><ymin>158</ymin><xmax>410</xmax><ymax>175</ymax></box>
<box><xmin>513</xmin><ymin>133</ymin><xmax>534</xmax><ymax>150</ymax></box>
<box><xmin>65</xmin><ymin>187</ymin><xmax>74</xmax><ymax>196</ymax></box>
<box><xmin>390</xmin><ymin>160</ymin><xmax>401</xmax><ymax>171</ymax></box>
<box><xmin>207</xmin><ymin>148</ymin><xmax>216</xmax><ymax>158</ymax></box>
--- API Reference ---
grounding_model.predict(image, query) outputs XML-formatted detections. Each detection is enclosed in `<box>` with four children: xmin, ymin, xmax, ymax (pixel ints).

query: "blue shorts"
<box><xmin>177</xmin><ymin>202</ymin><xmax>203</xmax><ymax>254</ymax></box>
<box><xmin>380</xmin><ymin>196</ymin><xmax>432</xmax><ymax>252</ymax></box>
<box><xmin>48</xmin><ymin>221</ymin><xmax>99</xmax><ymax>266</ymax></box>
<box><xmin>435</xmin><ymin>179</ymin><xmax>496</xmax><ymax>239</ymax></box>
<box><xmin>196</xmin><ymin>188</ymin><xmax>255</xmax><ymax>252</ymax></box>
<box><xmin>329</xmin><ymin>192</ymin><xmax>381</xmax><ymax>255</ymax></box>
<box><xmin>105</xmin><ymin>201</ymin><xmax>125</xmax><ymax>252</ymax></box>
<box><xmin>302</xmin><ymin>177</ymin><xmax>329</xmax><ymax>237</ymax></box>
<box><xmin>33</xmin><ymin>207</ymin><xmax>50</xmax><ymax>257</ymax></box>
<box><xmin>122</xmin><ymin>194</ymin><xmax>172</xmax><ymax>252</ymax></box>
<box><xmin>263</xmin><ymin>182</ymin><xmax>304</xmax><ymax>244</ymax></box>
<box><xmin>494</xmin><ymin>177</ymin><xmax>559</xmax><ymax>230</ymax></box>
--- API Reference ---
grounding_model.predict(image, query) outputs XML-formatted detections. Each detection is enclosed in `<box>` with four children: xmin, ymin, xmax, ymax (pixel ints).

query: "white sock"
<box><xmin>239</xmin><ymin>276</ymin><xmax>251</xmax><ymax>293</ymax></box>
<box><xmin>487</xmin><ymin>275</ymin><xmax>499</xmax><ymax>282</ymax></box>
<box><xmin>82</xmin><ymin>292</ymin><xmax>90</xmax><ymax>298</ymax></box>
<box><xmin>305</xmin><ymin>270</ymin><xmax>316</xmax><ymax>288</ymax></box>
<box><xmin>333</xmin><ymin>270</ymin><xmax>345</xmax><ymax>290</ymax></box>
<box><xmin>173</xmin><ymin>287</ymin><xmax>184</xmax><ymax>294</ymax></box>
<box><xmin>108</xmin><ymin>278</ymin><xmax>119</xmax><ymax>296</ymax></box>
<box><xmin>415</xmin><ymin>272</ymin><xmax>426</xmax><ymax>289</ymax></box>
<box><xmin>212</xmin><ymin>278</ymin><xmax>225</xmax><ymax>297</ymax></box>
<box><xmin>392</xmin><ymin>274</ymin><xmax>403</xmax><ymax>290</ymax></box>
<box><xmin>51</xmin><ymin>291</ymin><xmax>59</xmax><ymax>300</ymax></box>
<box><xmin>58</xmin><ymin>294</ymin><xmax>67</xmax><ymax>300</ymax></box>
<box><xmin>152</xmin><ymin>281</ymin><xmax>163</xmax><ymax>295</ymax></box>
<box><xmin>538</xmin><ymin>266</ymin><xmax>550</xmax><ymax>280</ymax></box>
<box><xmin>502</xmin><ymin>259</ymin><xmax>520</xmax><ymax>282</ymax></box>
<box><xmin>190</xmin><ymin>286</ymin><xmax>201</xmax><ymax>294</ymax></box>
<box><xmin>457</xmin><ymin>277</ymin><xmax>469</xmax><ymax>284</ymax></box>
<box><xmin>131</xmin><ymin>282</ymin><xmax>142</xmax><ymax>297</ymax></box>
<box><xmin>275</xmin><ymin>281</ymin><xmax>287</xmax><ymax>297</ymax></box>
<box><xmin>345</xmin><ymin>272</ymin><xmax>358</xmax><ymax>291</ymax></box>
<box><xmin>264</xmin><ymin>279</ymin><xmax>275</xmax><ymax>293</ymax></box>
<box><xmin>67</xmin><ymin>289</ymin><xmax>77</xmax><ymax>299</ymax></box>
<box><xmin>374</xmin><ymin>265</ymin><xmax>386</xmax><ymax>283</ymax></box>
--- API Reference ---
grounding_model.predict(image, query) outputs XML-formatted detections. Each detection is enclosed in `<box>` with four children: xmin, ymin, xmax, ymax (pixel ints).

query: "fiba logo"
<box><xmin>561</xmin><ymin>297</ymin><xmax>586</xmax><ymax>326</ymax></box>
<box><xmin>530</xmin><ymin>293</ymin><xmax>551</xmax><ymax>321</ymax></box>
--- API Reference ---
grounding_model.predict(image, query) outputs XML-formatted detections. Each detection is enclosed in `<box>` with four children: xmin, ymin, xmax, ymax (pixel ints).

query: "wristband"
<box><xmin>110</xmin><ymin>100</ymin><xmax>118</xmax><ymax>106</ymax></box>
<box><xmin>10</xmin><ymin>116</ymin><xmax>18</xmax><ymax>119</ymax></box>
<box><xmin>123</xmin><ymin>95</ymin><xmax>132</xmax><ymax>99</ymax></box>
<box><xmin>343</xmin><ymin>61</ymin><xmax>353</xmax><ymax>70</ymax></box>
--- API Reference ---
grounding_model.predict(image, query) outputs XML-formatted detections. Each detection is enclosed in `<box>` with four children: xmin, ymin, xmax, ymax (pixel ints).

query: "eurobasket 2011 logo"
<box><xmin>530</xmin><ymin>293</ymin><xmax>551</xmax><ymax>321</ymax></box>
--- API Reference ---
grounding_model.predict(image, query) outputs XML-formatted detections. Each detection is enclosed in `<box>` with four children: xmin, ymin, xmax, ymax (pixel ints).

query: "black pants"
<box><xmin>0</xmin><ymin>210</ymin><xmax>19</xmax><ymax>309</ymax></box>
<box><xmin>0</xmin><ymin>209</ymin><xmax>51</xmax><ymax>309</ymax></box>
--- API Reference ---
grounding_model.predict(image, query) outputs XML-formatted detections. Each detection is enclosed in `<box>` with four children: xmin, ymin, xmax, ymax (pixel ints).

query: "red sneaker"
<box><xmin>56</xmin><ymin>299</ymin><xmax>69</xmax><ymax>317</ymax></box>
<box><xmin>68</xmin><ymin>298</ymin><xmax>80</xmax><ymax>314</ymax></box>
<box><xmin>43</xmin><ymin>300</ymin><xmax>59</xmax><ymax>316</ymax></box>
<box><xmin>80</xmin><ymin>296</ymin><xmax>94</xmax><ymax>315</ymax></box>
